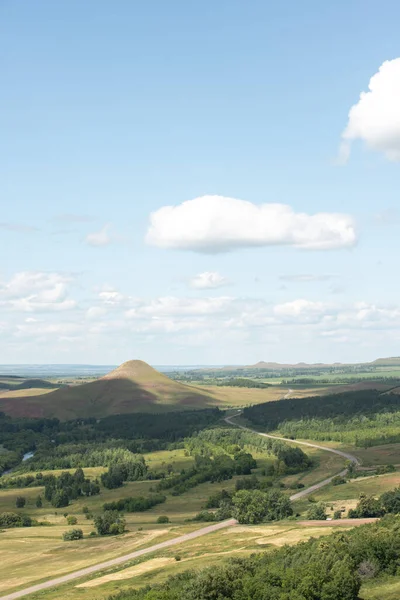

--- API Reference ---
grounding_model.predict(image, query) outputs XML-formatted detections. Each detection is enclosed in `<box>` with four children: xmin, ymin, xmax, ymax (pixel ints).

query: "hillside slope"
<box><xmin>0</xmin><ymin>360</ymin><xmax>216</xmax><ymax>420</ymax></box>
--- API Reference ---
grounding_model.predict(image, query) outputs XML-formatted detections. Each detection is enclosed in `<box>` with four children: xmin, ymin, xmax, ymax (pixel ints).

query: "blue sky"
<box><xmin>1</xmin><ymin>0</ymin><xmax>400</xmax><ymax>365</ymax></box>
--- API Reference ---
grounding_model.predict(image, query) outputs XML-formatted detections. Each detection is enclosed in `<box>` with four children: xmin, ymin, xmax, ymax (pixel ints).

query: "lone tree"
<box><xmin>15</xmin><ymin>496</ymin><xmax>26</xmax><ymax>509</ymax></box>
<box><xmin>36</xmin><ymin>496</ymin><xmax>43</xmax><ymax>508</ymax></box>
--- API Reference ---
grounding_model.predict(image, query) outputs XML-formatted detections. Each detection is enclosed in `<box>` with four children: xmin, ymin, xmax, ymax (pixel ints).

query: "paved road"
<box><xmin>0</xmin><ymin>519</ymin><xmax>237</xmax><ymax>600</ymax></box>
<box><xmin>224</xmin><ymin>412</ymin><xmax>360</xmax><ymax>501</ymax></box>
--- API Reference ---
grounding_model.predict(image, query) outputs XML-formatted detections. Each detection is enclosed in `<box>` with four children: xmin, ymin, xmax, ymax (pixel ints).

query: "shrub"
<box><xmin>63</xmin><ymin>528</ymin><xmax>83</xmax><ymax>541</ymax></box>
<box><xmin>192</xmin><ymin>511</ymin><xmax>216</xmax><ymax>522</ymax></box>
<box><xmin>306</xmin><ymin>503</ymin><xmax>327</xmax><ymax>520</ymax></box>
<box><xmin>35</xmin><ymin>496</ymin><xmax>43</xmax><ymax>508</ymax></box>
<box><xmin>157</xmin><ymin>515</ymin><xmax>170</xmax><ymax>524</ymax></box>
<box><xmin>67</xmin><ymin>515</ymin><xmax>78</xmax><ymax>525</ymax></box>
<box><xmin>332</xmin><ymin>476</ymin><xmax>347</xmax><ymax>486</ymax></box>
<box><xmin>0</xmin><ymin>512</ymin><xmax>32</xmax><ymax>528</ymax></box>
<box><xmin>15</xmin><ymin>496</ymin><xmax>26</xmax><ymax>508</ymax></box>
<box><xmin>94</xmin><ymin>510</ymin><xmax>125</xmax><ymax>535</ymax></box>
<box><xmin>175</xmin><ymin>555</ymin><xmax>181</xmax><ymax>561</ymax></box>
<box><xmin>333</xmin><ymin>510</ymin><xmax>342</xmax><ymax>519</ymax></box>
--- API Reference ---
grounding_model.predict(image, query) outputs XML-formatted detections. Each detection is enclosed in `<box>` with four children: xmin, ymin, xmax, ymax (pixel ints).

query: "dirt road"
<box><xmin>224</xmin><ymin>412</ymin><xmax>360</xmax><ymax>500</ymax></box>
<box><xmin>0</xmin><ymin>519</ymin><xmax>237</xmax><ymax>600</ymax></box>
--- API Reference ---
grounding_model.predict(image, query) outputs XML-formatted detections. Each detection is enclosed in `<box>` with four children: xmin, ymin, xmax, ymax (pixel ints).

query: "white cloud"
<box><xmin>99</xmin><ymin>290</ymin><xmax>126</xmax><ymax>305</ymax></box>
<box><xmin>189</xmin><ymin>271</ymin><xmax>230</xmax><ymax>289</ymax></box>
<box><xmin>273</xmin><ymin>299</ymin><xmax>328</xmax><ymax>320</ymax></box>
<box><xmin>146</xmin><ymin>195</ymin><xmax>357</xmax><ymax>253</ymax></box>
<box><xmin>125</xmin><ymin>296</ymin><xmax>233</xmax><ymax>319</ymax></box>
<box><xmin>340</xmin><ymin>58</ymin><xmax>400</xmax><ymax>162</ymax></box>
<box><xmin>0</xmin><ymin>272</ymin><xmax>77</xmax><ymax>312</ymax></box>
<box><xmin>85</xmin><ymin>224</ymin><xmax>113</xmax><ymax>247</ymax></box>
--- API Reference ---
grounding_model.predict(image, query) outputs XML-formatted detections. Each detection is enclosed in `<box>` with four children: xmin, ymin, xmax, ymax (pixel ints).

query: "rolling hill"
<box><xmin>0</xmin><ymin>360</ymin><xmax>216</xmax><ymax>420</ymax></box>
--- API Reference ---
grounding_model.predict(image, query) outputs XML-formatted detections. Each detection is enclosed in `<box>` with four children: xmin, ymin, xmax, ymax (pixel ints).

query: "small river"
<box><xmin>1</xmin><ymin>450</ymin><xmax>35</xmax><ymax>476</ymax></box>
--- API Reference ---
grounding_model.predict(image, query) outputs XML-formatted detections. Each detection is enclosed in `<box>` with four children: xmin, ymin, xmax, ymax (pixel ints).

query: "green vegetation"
<box><xmin>94</xmin><ymin>510</ymin><xmax>126</xmax><ymax>535</ymax></box>
<box><xmin>103</xmin><ymin>494</ymin><xmax>166</xmax><ymax>513</ymax></box>
<box><xmin>0</xmin><ymin>512</ymin><xmax>32</xmax><ymax>528</ymax></box>
<box><xmin>105</xmin><ymin>517</ymin><xmax>400</xmax><ymax>600</ymax></box>
<box><xmin>63</xmin><ymin>528</ymin><xmax>83</xmax><ymax>541</ymax></box>
<box><xmin>244</xmin><ymin>389</ymin><xmax>400</xmax><ymax>447</ymax></box>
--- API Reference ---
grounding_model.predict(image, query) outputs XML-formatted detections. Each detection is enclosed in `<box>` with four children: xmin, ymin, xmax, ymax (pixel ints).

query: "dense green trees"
<box><xmin>232</xmin><ymin>489</ymin><xmax>292</xmax><ymax>524</ymax></box>
<box><xmin>103</xmin><ymin>494</ymin><xmax>166</xmax><ymax>513</ymax></box>
<box><xmin>186</xmin><ymin>428</ymin><xmax>311</xmax><ymax>474</ymax></box>
<box><xmin>43</xmin><ymin>469</ymin><xmax>100</xmax><ymax>508</ymax></box>
<box><xmin>243</xmin><ymin>390</ymin><xmax>400</xmax><ymax>447</ymax></box>
<box><xmin>94</xmin><ymin>510</ymin><xmax>125</xmax><ymax>535</ymax></box>
<box><xmin>0</xmin><ymin>512</ymin><xmax>32</xmax><ymax>528</ymax></box>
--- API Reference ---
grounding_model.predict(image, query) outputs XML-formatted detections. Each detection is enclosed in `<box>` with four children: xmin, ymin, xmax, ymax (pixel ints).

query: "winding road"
<box><xmin>0</xmin><ymin>412</ymin><xmax>360</xmax><ymax>600</ymax></box>
<box><xmin>224</xmin><ymin>411</ymin><xmax>360</xmax><ymax>500</ymax></box>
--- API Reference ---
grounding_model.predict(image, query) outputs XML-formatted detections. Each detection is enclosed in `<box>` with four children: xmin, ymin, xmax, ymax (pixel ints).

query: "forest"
<box><xmin>243</xmin><ymin>390</ymin><xmax>400</xmax><ymax>446</ymax></box>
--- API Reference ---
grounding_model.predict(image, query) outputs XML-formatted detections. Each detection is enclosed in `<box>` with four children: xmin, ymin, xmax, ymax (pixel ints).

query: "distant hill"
<box><xmin>0</xmin><ymin>360</ymin><xmax>216</xmax><ymax>420</ymax></box>
<box><xmin>204</xmin><ymin>357</ymin><xmax>400</xmax><ymax>372</ymax></box>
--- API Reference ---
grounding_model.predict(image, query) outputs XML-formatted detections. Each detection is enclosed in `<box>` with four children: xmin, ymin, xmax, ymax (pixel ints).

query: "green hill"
<box><xmin>0</xmin><ymin>360</ymin><xmax>216</xmax><ymax>420</ymax></box>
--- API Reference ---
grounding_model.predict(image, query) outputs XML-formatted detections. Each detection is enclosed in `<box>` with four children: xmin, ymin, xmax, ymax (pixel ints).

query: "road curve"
<box><xmin>0</xmin><ymin>519</ymin><xmax>237</xmax><ymax>600</ymax></box>
<box><xmin>224</xmin><ymin>412</ymin><xmax>360</xmax><ymax>501</ymax></box>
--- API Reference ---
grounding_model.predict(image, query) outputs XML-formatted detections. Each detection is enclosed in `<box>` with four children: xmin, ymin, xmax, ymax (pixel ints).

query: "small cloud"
<box><xmin>53</xmin><ymin>214</ymin><xmax>95</xmax><ymax>223</ymax></box>
<box><xmin>189</xmin><ymin>272</ymin><xmax>231</xmax><ymax>290</ymax></box>
<box><xmin>280</xmin><ymin>274</ymin><xmax>332</xmax><ymax>283</ymax></box>
<box><xmin>146</xmin><ymin>195</ymin><xmax>357</xmax><ymax>253</ymax></box>
<box><xmin>85</xmin><ymin>224</ymin><xmax>113</xmax><ymax>247</ymax></box>
<box><xmin>0</xmin><ymin>222</ymin><xmax>39</xmax><ymax>233</ymax></box>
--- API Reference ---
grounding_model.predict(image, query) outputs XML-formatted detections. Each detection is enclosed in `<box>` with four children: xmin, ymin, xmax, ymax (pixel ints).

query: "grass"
<box><xmin>362</xmin><ymin>576</ymin><xmax>400</xmax><ymax>599</ymax></box>
<box><xmin>18</xmin><ymin>521</ymin><xmax>355</xmax><ymax>600</ymax></box>
<box><xmin>0</xmin><ymin>439</ymin><xmax>356</xmax><ymax>598</ymax></box>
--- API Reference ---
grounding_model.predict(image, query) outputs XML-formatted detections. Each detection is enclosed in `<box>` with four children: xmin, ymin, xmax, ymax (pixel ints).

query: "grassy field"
<box><xmin>362</xmin><ymin>576</ymin><xmax>400</xmax><ymax>599</ymax></box>
<box><xmin>16</xmin><ymin>521</ymin><xmax>357</xmax><ymax>600</ymax></box>
<box><xmin>0</xmin><ymin>438</ymin><xmax>357</xmax><ymax>598</ymax></box>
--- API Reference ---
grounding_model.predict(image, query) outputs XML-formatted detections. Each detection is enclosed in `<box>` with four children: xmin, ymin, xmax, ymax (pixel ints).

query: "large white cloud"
<box><xmin>340</xmin><ymin>58</ymin><xmax>400</xmax><ymax>162</ymax></box>
<box><xmin>189</xmin><ymin>271</ymin><xmax>230</xmax><ymax>289</ymax></box>
<box><xmin>146</xmin><ymin>195</ymin><xmax>357</xmax><ymax>253</ymax></box>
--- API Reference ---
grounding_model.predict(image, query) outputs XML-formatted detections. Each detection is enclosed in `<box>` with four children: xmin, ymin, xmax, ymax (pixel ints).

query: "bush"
<box><xmin>36</xmin><ymin>496</ymin><xmax>43</xmax><ymax>508</ymax></box>
<box><xmin>192</xmin><ymin>511</ymin><xmax>216</xmax><ymax>522</ymax></box>
<box><xmin>306</xmin><ymin>503</ymin><xmax>327</xmax><ymax>520</ymax></box>
<box><xmin>332</xmin><ymin>476</ymin><xmax>347</xmax><ymax>486</ymax></box>
<box><xmin>15</xmin><ymin>496</ymin><xmax>26</xmax><ymax>508</ymax></box>
<box><xmin>63</xmin><ymin>528</ymin><xmax>83</xmax><ymax>541</ymax></box>
<box><xmin>174</xmin><ymin>555</ymin><xmax>181</xmax><ymax>561</ymax></box>
<box><xmin>0</xmin><ymin>512</ymin><xmax>32</xmax><ymax>528</ymax></box>
<box><xmin>67</xmin><ymin>515</ymin><xmax>78</xmax><ymax>525</ymax></box>
<box><xmin>94</xmin><ymin>510</ymin><xmax>125</xmax><ymax>535</ymax></box>
<box><xmin>157</xmin><ymin>515</ymin><xmax>170</xmax><ymax>523</ymax></box>
<box><xmin>334</xmin><ymin>510</ymin><xmax>342</xmax><ymax>519</ymax></box>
